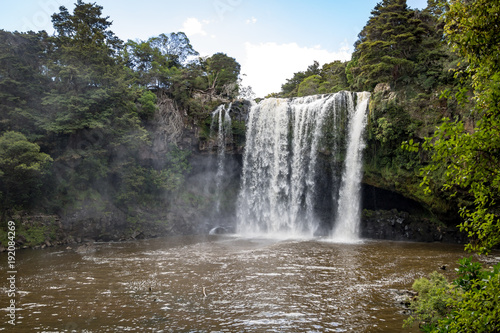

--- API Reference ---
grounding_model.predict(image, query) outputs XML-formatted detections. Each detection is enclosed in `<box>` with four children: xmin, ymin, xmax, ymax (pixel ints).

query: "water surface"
<box><xmin>1</xmin><ymin>236</ymin><xmax>470</xmax><ymax>332</ymax></box>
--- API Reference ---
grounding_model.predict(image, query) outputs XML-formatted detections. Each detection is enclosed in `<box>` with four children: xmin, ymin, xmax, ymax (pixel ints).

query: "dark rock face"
<box><xmin>49</xmin><ymin>98</ymin><xmax>466</xmax><ymax>245</ymax></box>
<box><xmin>360</xmin><ymin>209</ymin><xmax>466</xmax><ymax>243</ymax></box>
<box><xmin>359</xmin><ymin>185</ymin><xmax>465</xmax><ymax>243</ymax></box>
<box><xmin>61</xmin><ymin>200</ymin><xmax>175</xmax><ymax>241</ymax></box>
<box><xmin>362</xmin><ymin>184</ymin><xmax>427</xmax><ymax>213</ymax></box>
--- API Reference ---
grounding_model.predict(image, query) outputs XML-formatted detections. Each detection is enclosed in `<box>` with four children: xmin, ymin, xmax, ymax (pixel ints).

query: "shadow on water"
<box><xmin>0</xmin><ymin>235</ymin><xmax>476</xmax><ymax>332</ymax></box>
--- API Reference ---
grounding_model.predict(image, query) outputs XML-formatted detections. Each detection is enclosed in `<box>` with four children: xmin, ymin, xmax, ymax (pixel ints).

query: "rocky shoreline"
<box><xmin>1</xmin><ymin>208</ymin><xmax>467</xmax><ymax>252</ymax></box>
<box><xmin>361</xmin><ymin>209</ymin><xmax>467</xmax><ymax>244</ymax></box>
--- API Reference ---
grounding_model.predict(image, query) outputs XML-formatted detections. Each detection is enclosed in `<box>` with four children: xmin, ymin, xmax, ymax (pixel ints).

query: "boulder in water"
<box><xmin>209</xmin><ymin>226</ymin><xmax>228</xmax><ymax>235</ymax></box>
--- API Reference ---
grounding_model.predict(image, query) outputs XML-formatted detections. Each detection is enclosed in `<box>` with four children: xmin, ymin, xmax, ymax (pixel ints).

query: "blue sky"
<box><xmin>1</xmin><ymin>0</ymin><xmax>428</xmax><ymax>97</ymax></box>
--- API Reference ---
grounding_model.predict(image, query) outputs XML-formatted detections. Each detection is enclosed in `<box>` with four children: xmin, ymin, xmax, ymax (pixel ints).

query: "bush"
<box><xmin>405</xmin><ymin>258</ymin><xmax>500</xmax><ymax>332</ymax></box>
<box><xmin>404</xmin><ymin>271</ymin><xmax>452</xmax><ymax>330</ymax></box>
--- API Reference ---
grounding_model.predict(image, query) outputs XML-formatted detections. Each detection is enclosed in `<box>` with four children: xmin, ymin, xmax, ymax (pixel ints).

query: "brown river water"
<box><xmin>0</xmin><ymin>236</ymin><xmax>473</xmax><ymax>332</ymax></box>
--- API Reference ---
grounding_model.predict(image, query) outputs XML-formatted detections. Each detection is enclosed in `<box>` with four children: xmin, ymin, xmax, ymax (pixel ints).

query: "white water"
<box><xmin>211</xmin><ymin>104</ymin><xmax>232</xmax><ymax>213</ymax></box>
<box><xmin>330</xmin><ymin>92</ymin><xmax>371</xmax><ymax>242</ymax></box>
<box><xmin>237</xmin><ymin>92</ymin><xmax>370</xmax><ymax>238</ymax></box>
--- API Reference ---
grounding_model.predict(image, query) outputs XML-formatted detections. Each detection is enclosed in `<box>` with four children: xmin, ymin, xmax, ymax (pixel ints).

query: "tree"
<box><xmin>318</xmin><ymin>61</ymin><xmax>349</xmax><ymax>94</ymax></box>
<box><xmin>0</xmin><ymin>132</ymin><xmax>52</xmax><ymax>215</ymax></box>
<box><xmin>277</xmin><ymin>60</ymin><xmax>350</xmax><ymax>97</ymax></box>
<box><xmin>418</xmin><ymin>0</ymin><xmax>500</xmax><ymax>254</ymax></box>
<box><xmin>350</xmin><ymin>0</ymin><xmax>425</xmax><ymax>90</ymax></box>
<box><xmin>280</xmin><ymin>61</ymin><xmax>320</xmax><ymax>97</ymax></box>
<box><xmin>200</xmin><ymin>52</ymin><xmax>241</xmax><ymax>98</ymax></box>
<box><xmin>51</xmin><ymin>0</ymin><xmax>122</xmax><ymax>60</ymax></box>
<box><xmin>34</xmin><ymin>1</ymin><xmax>151</xmax><ymax>213</ymax></box>
<box><xmin>0</xmin><ymin>30</ymin><xmax>51</xmax><ymax>137</ymax></box>
<box><xmin>40</xmin><ymin>0</ymin><xmax>138</xmax><ymax>134</ymax></box>
<box><xmin>148</xmin><ymin>32</ymin><xmax>199</xmax><ymax>66</ymax></box>
<box><xmin>297</xmin><ymin>75</ymin><xmax>321</xmax><ymax>97</ymax></box>
<box><xmin>405</xmin><ymin>258</ymin><xmax>500</xmax><ymax>332</ymax></box>
<box><xmin>124</xmin><ymin>32</ymin><xmax>199</xmax><ymax>88</ymax></box>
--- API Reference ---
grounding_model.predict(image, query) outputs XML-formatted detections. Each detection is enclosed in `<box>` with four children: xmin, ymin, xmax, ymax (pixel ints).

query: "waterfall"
<box><xmin>210</xmin><ymin>104</ymin><xmax>232</xmax><ymax>214</ymax></box>
<box><xmin>236</xmin><ymin>91</ymin><xmax>369</xmax><ymax>238</ymax></box>
<box><xmin>330</xmin><ymin>92</ymin><xmax>370</xmax><ymax>242</ymax></box>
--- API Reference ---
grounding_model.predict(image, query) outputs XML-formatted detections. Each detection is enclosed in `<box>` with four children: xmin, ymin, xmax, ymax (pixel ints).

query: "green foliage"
<box><xmin>200</xmin><ymin>52</ymin><xmax>241</xmax><ymax>99</ymax></box>
<box><xmin>416</xmin><ymin>0</ymin><xmax>500</xmax><ymax>254</ymax></box>
<box><xmin>0</xmin><ymin>219</ymin><xmax>59</xmax><ymax>247</ymax></box>
<box><xmin>318</xmin><ymin>61</ymin><xmax>349</xmax><ymax>94</ymax></box>
<box><xmin>123</xmin><ymin>32</ymin><xmax>199</xmax><ymax>88</ymax></box>
<box><xmin>281</xmin><ymin>0</ymin><xmax>455</xmax><ymax>97</ymax></box>
<box><xmin>453</xmin><ymin>256</ymin><xmax>484</xmax><ymax>291</ymax></box>
<box><xmin>137</xmin><ymin>89</ymin><xmax>157</xmax><ymax>119</ymax></box>
<box><xmin>406</xmin><ymin>258</ymin><xmax>500</xmax><ymax>333</ymax></box>
<box><xmin>116</xmin><ymin>146</ymin><xmax>191</xmax><ymax>206</ymax></box>
<box><xmin>124</xmin><ymin>36</ymin><xmax>241</xmax><ymax>114</ymax></box>
<box><xmin>297</xmin><ymin>75</ymin><xmax>321</xmax><ymax>97</ymax></box>
<box><xmin>350</xmin><ymin>0</ymin><xmax>427</xmax><ymax>90</ymax></box>
<box><xmin>38</xmin><ymin>1</ymin><xmax>145</xmax><ymax>138</ymax></box>
<box><xmin>280</xmin><ymin>61</ymin><xmax>320</xmax><ymax>97</ymax></box>
<box><xmin>404</xmin><ymin>271</ymin><xmax>452</xmax><ymax>330</ymax></box>
<box><xmin>373</xmin><ymin>117</ymin><xmax>394</xmax><ymax>143</ymax></box>
<box><xmin>278</xmin><ymin>60</ymin><xmax>350</xmax><ymax>97</ymax></box>
<box><xmin>438</xmin><ymin>265</ymin><xmax>500</xmax><ymax>333</ymax></box>
<box><xmin>0</xmin><ymin>1</ymin><xmax>242</xmax><ymax>225</ymax></box>
<box><xmin>0</xmin><ymin>132</ymin><xmax>52</xmax><ymax>213</ymax></box>
<box><xmin>0</xmin><ymin>30</ymin><xmax>51</xmax><ymax>137</ymax></box>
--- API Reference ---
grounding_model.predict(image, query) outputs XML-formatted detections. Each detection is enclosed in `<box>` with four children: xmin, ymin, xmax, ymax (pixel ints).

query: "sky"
<box><xmin>0</xmin><ymin>0</ymin><xmax>428</xmax><ymax>97</ymax></box>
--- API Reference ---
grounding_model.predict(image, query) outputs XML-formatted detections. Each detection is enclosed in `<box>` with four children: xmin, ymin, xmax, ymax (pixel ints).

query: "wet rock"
<box><xmin>209</xmin><ymin>226</ymin><xmax>228</xmax><ymax>235</ymax></box>
<box><xmin>361</xmin><ymin>209</ymin><xmax>467</xmax><ymax>243</ymax></box>
<box><xmin>389</xmin><ymin>288</ymin><xmax>417</xmax><ymax>310</ymax></box>
<box><xmin>16</xmin><ymin>235</ymin><xmax>27</xmax><ymax>246</ymax></box>
<box><xmin>76</xmin><ymin>242</ymin><xmax>96</xmax><ymax>254</ymax></box>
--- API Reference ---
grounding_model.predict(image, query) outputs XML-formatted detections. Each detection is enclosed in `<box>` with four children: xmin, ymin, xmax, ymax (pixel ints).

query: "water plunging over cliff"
<box><xmin>210</xmin><ymin>104</ymin><xmax>232</xmax><ymax>214</ymax></box>
<box><xmin>330</xmin><ymin>92</ymin><xmax>370</xmax><ymax>242</ymax></box>
<box><xmin>236</xmin><ymin>91</ymin><xmax>370</xmax><ymax>239</ymax></box>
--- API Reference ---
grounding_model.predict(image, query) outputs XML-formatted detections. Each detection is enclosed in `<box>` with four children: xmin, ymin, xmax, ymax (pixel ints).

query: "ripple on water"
<box><xmin>4</xmin><ymin>236</ymin><xmax>473</xmax><ymax>332</ymax></box>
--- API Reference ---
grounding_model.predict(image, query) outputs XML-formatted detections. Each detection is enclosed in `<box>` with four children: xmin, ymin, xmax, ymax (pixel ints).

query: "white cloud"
<box><xmin>240</xmin><ymin>42</ymin><xmax>352</xmax><ymax>98</ymax></box>
<box><xmin>246</xmin><ymin>17</ymin><xmax>257</xmax><ymax>24</ymax></box>
<box><xmin>182</xmin><ymin>17</ymin><xmax>208</xmax><ymax>37</ymax></box>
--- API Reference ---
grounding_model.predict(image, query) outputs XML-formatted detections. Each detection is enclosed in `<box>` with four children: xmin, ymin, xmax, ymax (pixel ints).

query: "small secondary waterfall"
<box><xmin>210</xmin><ymin>104</ymin><xmax>232</xmax><ymax>214</ymax></box>
<box><xmin>236</xmin><ymin>91</ymin><xmax>370</xmax><ymax>239</ymax></box>
<box><xmin>331</xmin><ymin>92</ymin><xmax>370</xmax><ymax>241</ymax></box>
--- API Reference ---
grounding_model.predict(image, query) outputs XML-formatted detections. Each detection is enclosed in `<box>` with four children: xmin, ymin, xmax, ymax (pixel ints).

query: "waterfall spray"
<box><xmin>236</xmin><ymin>91</ymin><xmax>370</xmax><ymax>239</ymax></box>
<box><xmin>211</xmin><ymin>104</ymin><xmax>232</xmax><ymax>214</ymax></box>
<box><xmin>330</xmin><ymin>92</ymin><xmax>370</xmax><ymax>242</ymax></box>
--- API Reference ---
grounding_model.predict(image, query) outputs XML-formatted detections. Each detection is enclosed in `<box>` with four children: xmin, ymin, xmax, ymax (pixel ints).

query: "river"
<box><xmin>1</xmin><ymin>236</ymin><xmax>470</xmax><ymax>332</ymax></box>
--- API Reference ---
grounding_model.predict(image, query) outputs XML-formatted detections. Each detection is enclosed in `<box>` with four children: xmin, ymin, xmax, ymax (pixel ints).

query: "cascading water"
<box><xmin>210</xmin><ymin>104</ymin><xmax>232</xmax><ymax>214</ymax></box>
<box><xmin>236</xmin><ymin>92</ymin><xmax>369</xmax><ymax>238</ymax></box>
<box><xmin>330</xmin><ymin>92</ymin><xmax>370</xmax><ymax>242</ymax></box>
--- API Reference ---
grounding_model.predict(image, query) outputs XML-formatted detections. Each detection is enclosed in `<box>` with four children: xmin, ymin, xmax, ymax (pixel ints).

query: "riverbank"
<box><xmin>1</xmin><ymin>208</ymin><xmax>468</xmax><ymax>252</ymax></box>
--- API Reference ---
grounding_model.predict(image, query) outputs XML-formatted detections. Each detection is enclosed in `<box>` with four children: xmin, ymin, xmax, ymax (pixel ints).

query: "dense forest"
<box><xmin>0</xmin><ymin>0</ymin><xmax>499</xmax><ymax>330</ymax></box>
<box><xmin>276</xmin><ymin>1</ymin><xmax>500</xmax><ymax>328</ymax></box>
<box><xmin>276</xmin><ymin>0</ymin><xmax>499</xmax><ymax>255</ymax></box>
<box><xmin>0</xmin><ymin>0</ymin><xmax>245</xmax><ymax>243</ymax></box>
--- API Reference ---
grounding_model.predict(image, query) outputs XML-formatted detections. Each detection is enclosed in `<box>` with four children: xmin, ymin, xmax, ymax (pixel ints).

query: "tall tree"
<box><xmin>318</xmin><ymin>61</ymin><xmax>349</xmax><ymax>94</ymax></box>
<box><xmin>200</xmin><ymin>53</ymin><xmax>241</xmax><ymax>99</ymax></box>
<box><xmin>38</xmin><ymin>1</ymin><xmax>149</xmax><ymax>206</ymax></box>
<box><xmin>419</xmin><ymin>0</ymin><xmax>500</xmax><ymax>254</ymax></box>
<box><xmin>0</xmin><ymin>131</ymin><xmax>52</xmax><ymax>215</ymax></box>
<box><xmin>280</xmin><ymin>61</ymin><xmax>321</xmax><ymax>97</ymax></box>
<box><xmin>41</xmin><ymin>0</ymin><xmax>135</xmax><ymax>134</ymax></box>
<box><xmin>148</xmin><ymin>32</ymin><xmax>199</xmax><ymax>66</ymax></box>
<box><xmin>51</xmin><ymin>0</ymin><xmax>122</xmax><ymax>61</ymax></box>
<box><xmin>124</xmin><ymin>32</ymin><xmax>199</xmax><ymax>88</ymax></box>
<box><xmin>0</xmin><ymin>30</ymin><xmax>51</xmax><ymax>137</ymax></box>
<box><xmin>350</xmin><ymin>0</ymin><xmax>425</xmax><ymax>90</ymax></box>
